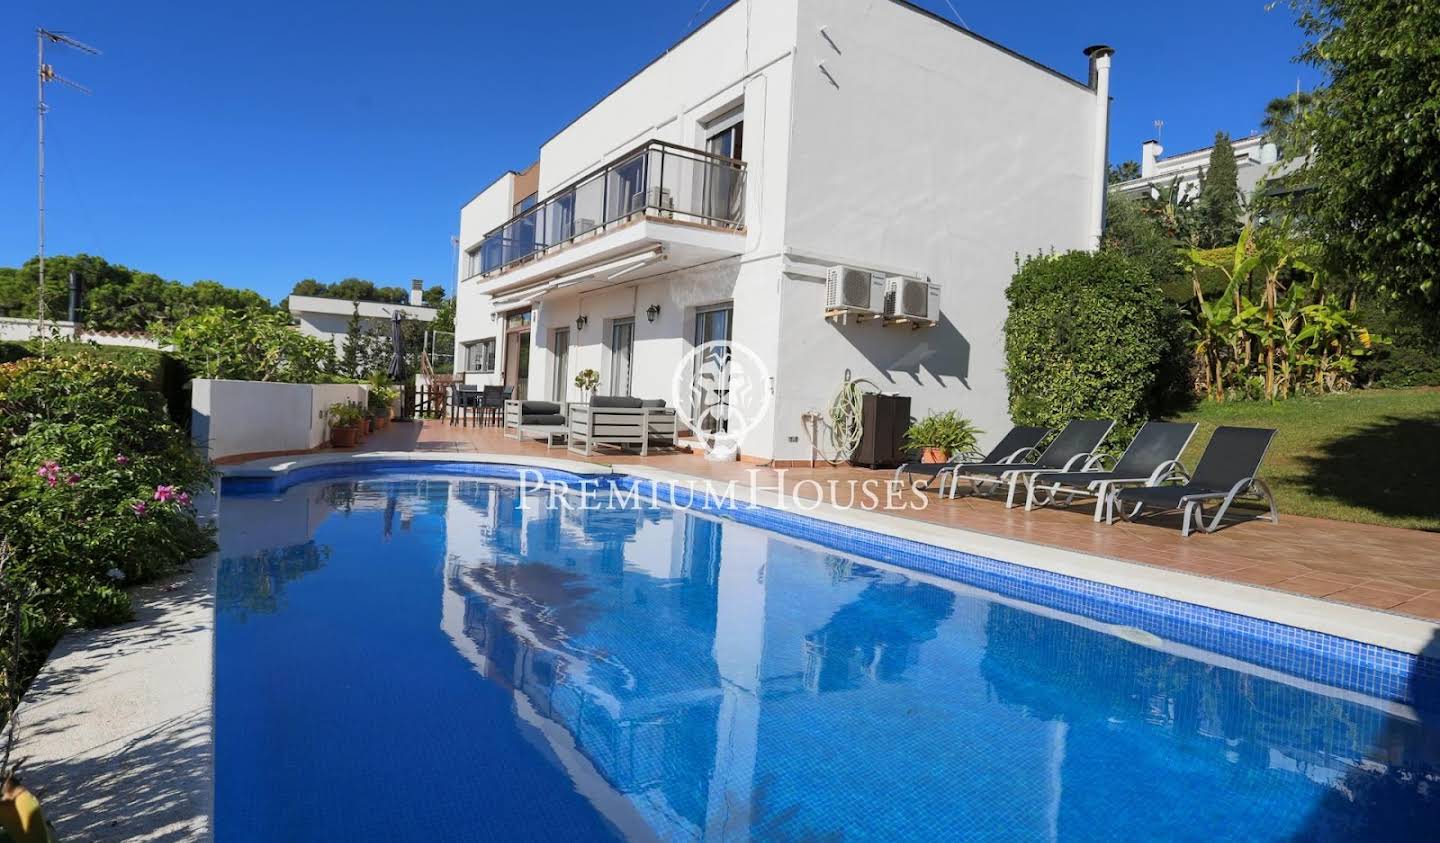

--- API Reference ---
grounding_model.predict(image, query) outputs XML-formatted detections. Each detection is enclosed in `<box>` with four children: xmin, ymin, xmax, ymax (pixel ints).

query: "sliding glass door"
<box><xmin>692</xmin><ymin>305</ymin><xmax>733</xmax><ymax>433</ymax></box>
<box><xmin>609</xmin><ymin>319</ymin><xmax>634</xmax><ymax>397</ymax></box>
<box><xmin>551</xmin><ymin>329</ymin><xmax>570</xmax><ymax>402</ymax></box>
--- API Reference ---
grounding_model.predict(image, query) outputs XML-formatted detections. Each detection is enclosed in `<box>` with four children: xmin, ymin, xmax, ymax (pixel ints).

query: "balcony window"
<box><xmin>475</xmin><ymin>140</ymin><xmax>746</xmax><ymax>277</ymax></box>
<box><xmin>464</xmin><ymin>338</ymin><xmax>496</xmax><ymax>373</ymax></box>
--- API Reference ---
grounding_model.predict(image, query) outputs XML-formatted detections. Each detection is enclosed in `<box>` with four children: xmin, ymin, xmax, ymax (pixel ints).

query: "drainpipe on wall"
<box><xmin>1084</xmin><ymin>44</ymin><xmax>1115</xmax><ymax>248</ymax></box>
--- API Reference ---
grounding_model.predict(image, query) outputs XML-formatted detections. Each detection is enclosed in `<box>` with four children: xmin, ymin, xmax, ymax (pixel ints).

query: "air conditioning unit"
<box><xmin>825</xmin><ymin>266</ymin><xmax>885</xmax><ymax>314</ymax></box>
<box><xmin>883</xmin><ymin>277</ymin><xmax>940</xmax><ymax>323</ymax></box>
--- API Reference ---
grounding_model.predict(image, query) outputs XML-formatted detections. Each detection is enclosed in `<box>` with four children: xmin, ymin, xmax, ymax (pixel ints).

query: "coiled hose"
<box><xmin>804</xmin><ymin>376</ymin><xmax>881</xmax><ymax>465</ymax></box>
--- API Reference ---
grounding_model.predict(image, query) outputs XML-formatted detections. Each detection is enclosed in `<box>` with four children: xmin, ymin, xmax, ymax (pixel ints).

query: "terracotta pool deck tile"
<box><xmin>1271</xmin><ymin>575</ymin><xmax>1356</xmax><ymax>598</ymax></box>
<box><xmin>1322</xmin><ymin>586</ymin><xmax>1421</xmax><ymax>611</ymax></box>
<box><xmin>1390</xmin><ymin>596</ymin><xmax>1440</xmax><ymax>621</ymax></box>
<box><xmin>355</xmin><ymin>421</ymin><xmax>1440</xmax><ymax>623</ymax></box>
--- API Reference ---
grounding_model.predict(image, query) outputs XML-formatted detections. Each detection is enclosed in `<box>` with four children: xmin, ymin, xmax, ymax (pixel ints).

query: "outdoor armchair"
<box><xmin>1110</xmin><ymin>426</ymin><xmax>1279</xmax><ymax>537</ymax></box>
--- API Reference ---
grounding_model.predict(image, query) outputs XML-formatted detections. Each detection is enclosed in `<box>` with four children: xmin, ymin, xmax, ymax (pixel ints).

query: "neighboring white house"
<box><xmin>288</xmin><ymin>280</ymin><xmax>438</xmax><ymax>358</ymax></box>
<box><xmin>453</xmin><ymin>0</ymin><xmax>1115</xmax><ymax>462</ymax></box>
<box><xmin>0</xmin><ymin>316</ymin><xmax>160</xmax><ymax>349</ymax></box>
<box><xmin>1110</xmin><ymin>134</ymin><xmax>1303</xmax><ymax>204</ymax></box>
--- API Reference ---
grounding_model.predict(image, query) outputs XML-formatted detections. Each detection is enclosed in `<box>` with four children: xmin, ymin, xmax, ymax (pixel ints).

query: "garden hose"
<box><xmin>804</xmin><ymin>375</ymin><xmax>881</xmax><ymax>465</ymax></box>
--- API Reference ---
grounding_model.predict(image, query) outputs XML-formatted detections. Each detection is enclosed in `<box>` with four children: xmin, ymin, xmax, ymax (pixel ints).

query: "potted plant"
<box><xmin>574</xmin><ymin>368</ymin><xmax>600</xmax><ymax>401</ymax></box>
<box><xmin>369</xmin><ymin>384</ymin><xmax>397</xmax><ymax>429</ymax></box>
<box><xmin>903</xmin><ymin>411</ymin><xmax>981</xmax><ymax>464</ymax></box>
<box><xmin>327</xmin><ymin>402</ymin><xmax>365</xmax><ymax>448</ymax></box>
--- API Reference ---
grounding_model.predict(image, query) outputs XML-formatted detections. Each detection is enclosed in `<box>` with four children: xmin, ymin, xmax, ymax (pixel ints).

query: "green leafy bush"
<box><xmin>0</xmin><ymin>356</ymin><xmax>215</xmax><ymax>703</ymax></box>
<box><xmin>1005</xmin><ymin>251</ymin><xmax>1187</xmax><ymax>440</ymax></box>
<box><xmin>156</xmin><ymin>307</ymin><xmax>335</xmax><ymax>383</ymax></box>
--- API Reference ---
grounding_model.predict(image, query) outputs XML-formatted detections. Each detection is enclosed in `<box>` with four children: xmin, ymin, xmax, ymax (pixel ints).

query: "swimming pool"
<box><xmin>215</xmin><ymin>468</ymin><xmax>1439</xmax><ymax>841</ymax></box>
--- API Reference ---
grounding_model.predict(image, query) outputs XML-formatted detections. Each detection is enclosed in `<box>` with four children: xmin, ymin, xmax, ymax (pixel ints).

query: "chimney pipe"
<box><xmin>68</xmin><ymin>270</ymin><xmax>81</xmax><ymax>324</ymax></box>
<box><xmin>1141</xmin><ymin>139</ymin><xmax>1163</xmax><ymax>178</ymax></box>
<box><xmin>1084</xmin><ymin>44</ymin><xmax>1115</xmax><ymax>249</ymax></box>
<box><xmin>410</xmin><ymin>278</ymin><xmax>424</xmax><ymax>307</ymax></box>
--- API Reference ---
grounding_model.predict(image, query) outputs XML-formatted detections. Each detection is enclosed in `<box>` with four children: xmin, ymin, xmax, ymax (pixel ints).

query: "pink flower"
<box><xmin>37</xmin><ymin>461</ymin><xmax>61</xmax><ymax>487</ymax></box>
<box><xmin>177</xmin><ymin>491</ymin><xmax>192</xmax><ymax>507</ymax></box>
<box><xmin>115</xmin><ymin>454</ymin><xmax>130</xmax><ymax>465</ymax></box>
<box><xmin>67</xmin><ymin>473</ymin><xmax>81</xmax><ymax>485</ymax></box>
<box><xmin>153</xmin><ymin>485</ymin><xmax>176</xmax><ymax>503</ymax></box>
<box><xmin>131</xmin><ymin>501</ymin><xmax>147</xmax><ymax>516</ymax></box>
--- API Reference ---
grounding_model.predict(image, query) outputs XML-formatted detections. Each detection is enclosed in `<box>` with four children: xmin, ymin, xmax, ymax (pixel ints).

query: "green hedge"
<box><xmin>0</xmin><ymin>341</ymin><xmax>191</xmax><ymax>427</ymax></box>
<box><xmin>1004</xmin><ymin>250</ymin><xmax>1188</xmax><ymax>442</ymax></box>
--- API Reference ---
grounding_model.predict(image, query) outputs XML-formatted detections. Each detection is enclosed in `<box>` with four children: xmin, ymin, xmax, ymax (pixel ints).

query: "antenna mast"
<box><xmin>36</xmin><ymin>28</ymin><xmax>99</xmax><ymax>339</ymax></box>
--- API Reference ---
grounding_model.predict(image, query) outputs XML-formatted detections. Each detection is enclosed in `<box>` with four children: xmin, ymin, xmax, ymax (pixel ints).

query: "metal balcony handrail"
<box><xmin>469</xmin><ymin>139</ymin><xmax>747</xmax><ymax>279</ymax></box>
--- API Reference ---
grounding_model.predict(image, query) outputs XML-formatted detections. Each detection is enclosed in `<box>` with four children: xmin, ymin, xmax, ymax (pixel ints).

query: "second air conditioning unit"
<box><xmin>825</xmin><ymin>266</ymin><xmax>885</xmax><ymax>314</ymax></box>
<box><xmin>884</xmin><ymin>277</ymin><xmax>940</xmax><ymax>324</ymax></box>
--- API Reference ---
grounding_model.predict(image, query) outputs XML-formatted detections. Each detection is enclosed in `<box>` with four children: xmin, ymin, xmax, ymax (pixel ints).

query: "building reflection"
<box><xmin>438</xmin><ymin>482</ymin><xmax>959</xmax><ymax>840</ymax></box>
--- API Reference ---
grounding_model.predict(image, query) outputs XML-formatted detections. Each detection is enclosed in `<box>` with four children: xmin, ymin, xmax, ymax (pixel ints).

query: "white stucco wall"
<box><xmin>0</xmin><ymin>317</ymin><xmax>160</xmax><ymax>349</ymax></box>
<box><xmin>191</xmin><ymin>379</ymin><xmax>368</xmax><ymax>460</ymax></box>
<box><xmin>768</xmin><ymin>0</ymin><xmax>1104</xmax><ymax>459</ymax></box>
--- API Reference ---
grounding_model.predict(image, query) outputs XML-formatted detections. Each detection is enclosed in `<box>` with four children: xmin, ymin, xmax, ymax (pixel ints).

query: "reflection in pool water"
<box><xmin>215</xmin><ymin>477</ymin><xmax>1439</xmax><ymax>841</ymax></box>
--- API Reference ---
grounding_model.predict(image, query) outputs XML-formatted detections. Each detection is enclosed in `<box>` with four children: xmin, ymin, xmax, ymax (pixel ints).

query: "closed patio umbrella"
<box><xmin>388</xmin><ymin>311</ymin><xmax>408</xmax><ymax>421</ymax></box>
<box><xmin>388</xmin><ymin>311</ymin><xmax>406</xmax><ymax>382</ymax></box>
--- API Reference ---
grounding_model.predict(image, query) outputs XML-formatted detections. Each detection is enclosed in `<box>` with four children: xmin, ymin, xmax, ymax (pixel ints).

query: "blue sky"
<box><xmin>0</xmin><ymin>0</ymin><xmax>1322</xmax><ymax>303</ymax></box>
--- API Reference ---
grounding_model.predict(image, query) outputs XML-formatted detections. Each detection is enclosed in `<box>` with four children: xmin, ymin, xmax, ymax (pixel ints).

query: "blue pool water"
<box><xmin>215</xmin><ymin>474</ymin><xmax>1440</xmax><ymax>841</ymax></box>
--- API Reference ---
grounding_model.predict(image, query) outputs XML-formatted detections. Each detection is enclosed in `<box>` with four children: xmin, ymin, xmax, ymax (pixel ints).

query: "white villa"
<box><xmin>453</xmin><ymin>0</ymin><xmax>1115</xmax><ymax>462</ymax></box>
<box><xmin>288</xmin><ymin>280</ymin><xmax>438</xmax><ymax>358</ymax></box>
<box><xmin>1110</xmin><ymin>134</ymin><xmax>1298</xmax><ymax>204</ymax></box>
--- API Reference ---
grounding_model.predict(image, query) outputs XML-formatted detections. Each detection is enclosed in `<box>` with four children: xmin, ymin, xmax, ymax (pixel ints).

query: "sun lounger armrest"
<box><xmin>999</xmin><ymin>447</ymin><xmax>1040</xmax><ymax>465</ymax></box>
<box><xmin>1079</xmin><ymin>452</ymin><xmax>1113</xmax><ymax>471</ymax></box>
<box><xmin>1060</xmin><ymin>452</ymin><xmax>1096</xmax><ymax>471</ymax></box>
<box><xmin>1146</xmin><ymin>459</ymin><xmax>1189</xmax><ymax>486</ymax></box>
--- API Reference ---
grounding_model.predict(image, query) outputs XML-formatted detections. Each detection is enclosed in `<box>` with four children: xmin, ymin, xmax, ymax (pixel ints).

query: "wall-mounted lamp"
<box><xmin>575</xmin><ymin>314</ymin><xmax>589</xmax><ymax>331</ymax></box>
<box><xmin>646</xmin><ymin>304</ymin><xmax>661</xmax><ymax>323</ymax></box>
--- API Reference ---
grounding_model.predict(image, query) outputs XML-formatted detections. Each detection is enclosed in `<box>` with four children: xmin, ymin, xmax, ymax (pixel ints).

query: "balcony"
<box><xmin>470</xmin><ymin>140</ymin><xmax>747</xmax><ymax>281</ymax></box>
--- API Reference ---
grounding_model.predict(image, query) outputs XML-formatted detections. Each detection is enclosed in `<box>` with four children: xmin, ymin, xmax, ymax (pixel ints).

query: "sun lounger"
<box><xmin>892</xmin><ymin>425</ymin><xmax>1050</xmax><ymax>497</ymax></box>
<box><xmin>1110</xmin><ymin>426</ymin><xmax>1279</xmax><ymax>536</ymax></box>
<box><xmin>1023</xmin><ymin>421</ymin><xmax>1198</xmax><ymax>522</ymax></box>
<box><xmin>947</xmin><ymin>419</ymin><xmax>1116</xmax><ymax>507</ymax></box>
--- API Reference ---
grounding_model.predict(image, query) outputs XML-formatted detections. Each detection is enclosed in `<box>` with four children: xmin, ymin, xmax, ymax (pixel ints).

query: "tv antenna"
<box><xmin>1153</xmin><ymin>119</ymin><xmax>1164</xmax><ymax>143</ymax></box>
<box><xmin>36</xmin><ymin>29</ymin><xmax>100</xmax><ymax>338</ymax></box>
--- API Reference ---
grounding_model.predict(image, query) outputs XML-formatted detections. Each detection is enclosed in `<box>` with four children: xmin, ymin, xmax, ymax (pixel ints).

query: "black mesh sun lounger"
<box><xmin>1111</xmin><ymin>426</ymin><xmax>1279</xmax><ymax>537</ymax></box>
<box><xmin>892</xmin><ymin>425</ymin><xmax>1050</xmax><ymax>495</ymax></box>
<box><xmin>948</xmin><ymin>419</ymin><xmax>1116</xmax><ymax>508</ymax></box>
<box><xmin>1023</xmin><ymin>421</ymin><xmax>1198</xmax><ymax>522</ymax></box>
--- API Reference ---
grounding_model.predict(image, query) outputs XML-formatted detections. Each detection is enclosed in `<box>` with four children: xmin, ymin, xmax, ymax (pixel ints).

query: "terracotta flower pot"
<box><xmin>331</xmin><ymin>425</ymin><xmax>359</xmax><ymax>448</ymax></box>
<box><xmin>920</xmin><ymin>447</ymin><xmax>950</xmax><ymax>464</ymax></box>
<box><xmin>375</xmin><ymin>415</ymin><xmax>389</xmax><ymax>430</ymax></box>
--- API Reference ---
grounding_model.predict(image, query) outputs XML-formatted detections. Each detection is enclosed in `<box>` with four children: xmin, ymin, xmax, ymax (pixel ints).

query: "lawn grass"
<box><xmin>1167</xmin><ymin>388</ymin><xmax>1440</xmax><ymax>531</ymax></box>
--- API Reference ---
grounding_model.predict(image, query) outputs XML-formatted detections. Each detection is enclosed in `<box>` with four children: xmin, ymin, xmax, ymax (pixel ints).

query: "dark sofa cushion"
<box><xmin>590</xmin><ymin>395</ymin><xmax>644</xmax><ymax>409</ymax></box>
<box><xmin>639</xmin><ymin>398</ymin><xmax>667</xmax><ymax>408</ymax></box>
<box><xmin>519</xmin><ymin>400</ymin><xmax>561</xmax><ymax>415</ymax></box>
<box><xmin>519</xmin><ymin>413</ymin><xmax>565</xmax><ymax>426</ymax></box>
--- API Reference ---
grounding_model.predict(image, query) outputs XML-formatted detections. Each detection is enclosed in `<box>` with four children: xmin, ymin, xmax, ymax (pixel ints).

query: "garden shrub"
<box><xmin>0</xmin><ymin>341</ymin><xmax>193</xmax><ymax>425</ymax></box>
<box><xmin>0</xmin><ymin>356</ymin><xmax>215</xmax><ymax>705</ymax></box>
<box><xmin>1004</xmin><ymin>250</ymin><xmax>1188</xmax><ymax>441</ymax></box>
<box><xmin>156</xmin><ymin>307</ymin><xmax>335</xmax><ymax>383</ymax></box>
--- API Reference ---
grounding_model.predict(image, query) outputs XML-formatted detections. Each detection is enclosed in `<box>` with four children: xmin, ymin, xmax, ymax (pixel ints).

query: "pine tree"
<box><xmin>1193</xmin><ymin>132</ymin><xmax>1241</xmax><ymax>248</ymax></box>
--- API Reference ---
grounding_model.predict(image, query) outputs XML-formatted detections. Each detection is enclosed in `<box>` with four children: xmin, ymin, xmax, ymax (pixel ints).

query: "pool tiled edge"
<box><xmin>219</xmin><ymin>455</ymin><xmax>1440</xmax><ymax>708</ymax></box>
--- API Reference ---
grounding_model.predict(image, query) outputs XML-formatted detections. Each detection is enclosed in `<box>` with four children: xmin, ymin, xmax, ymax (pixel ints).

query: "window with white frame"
<box><xmin>464</xmin><ymin>338</ymin><xmax>496</xmax><ymax>373</ymax></box>
<box><xmin>464</xmin><ymin>246</ymin><xmax>483</xmax><ymax>278</ymax></box>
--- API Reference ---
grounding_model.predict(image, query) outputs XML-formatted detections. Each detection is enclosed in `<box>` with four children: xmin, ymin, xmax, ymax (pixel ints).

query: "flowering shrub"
<box><xmin>0</xmin><ymin>356</ymin><xmax>215</xmax><ymax>695</ymax></box>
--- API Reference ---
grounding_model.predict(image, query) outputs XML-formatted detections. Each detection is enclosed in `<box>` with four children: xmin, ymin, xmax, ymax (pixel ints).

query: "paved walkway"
<box><xmin>9</xmin><ymin>556</ymin><xmax>214</xmax><ymax>842</ymax></box>
<box><xmin>352</xmin><ymin>419</ymin><xmax>1440</xmax><ymax>621</ymax></box>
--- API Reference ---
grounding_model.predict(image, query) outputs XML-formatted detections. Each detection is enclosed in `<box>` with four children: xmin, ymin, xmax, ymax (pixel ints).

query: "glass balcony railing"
<box><xmin>472</xmin><ymin>140</ymin><xmax>747</xmax><ymax>278</ymax></box>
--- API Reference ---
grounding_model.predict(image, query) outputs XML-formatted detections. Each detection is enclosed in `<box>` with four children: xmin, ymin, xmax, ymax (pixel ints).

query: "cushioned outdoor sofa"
<box><xmin>567</xmin><ymin>396</ymin><xmax>679</xmax><ymax>457</ymax></box>
<box><xmin>503</xmin><ymin>400</ymin><xmax>570</xmax><ymax>449</ymax></box>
